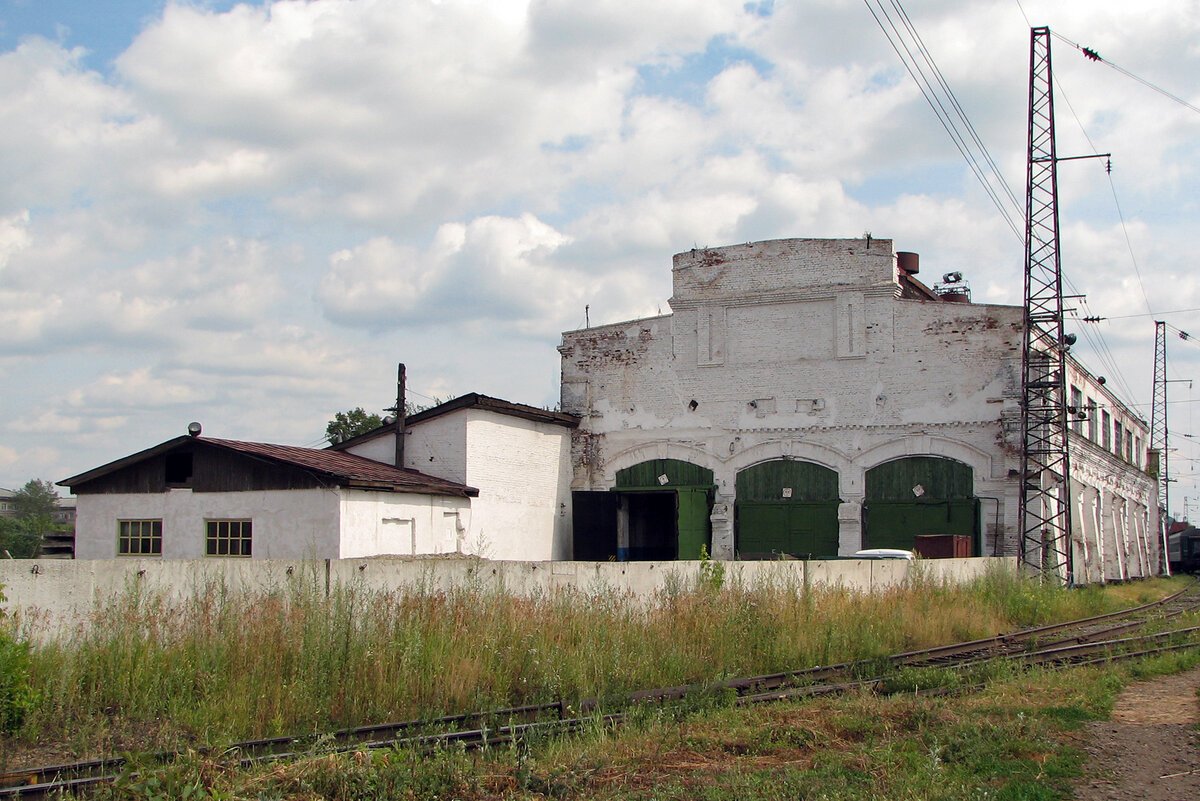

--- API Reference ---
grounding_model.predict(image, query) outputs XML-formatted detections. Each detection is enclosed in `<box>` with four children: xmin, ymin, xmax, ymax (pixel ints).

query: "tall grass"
<box><xmin>12</xmin><ymin>566</ymin><xmax>1179</xmax><ymax>753</ymax></box>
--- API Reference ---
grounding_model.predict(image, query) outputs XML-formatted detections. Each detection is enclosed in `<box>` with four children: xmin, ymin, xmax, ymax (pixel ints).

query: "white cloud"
<box><xmin>1</xmin><ymin>0</ymin><xmax>1198</xmax><ymax>499</ymax></box>
<box><xmin>0</xmin><ymin>232</ymin><xmax>286</xmax><ymax>355</ymax></box>
<box><xmin>0</xmin><ymin>210</ymin><xmax>30</xmax><ymax>272</ymax></box>
<box><xmin>319</xmin><ymin>237</ymin><xmax>432</xmax><ymax>319</ymax></box>
<box><xmin>64</xmin><ymin>368</ymin><xmax>209</xmax><ymax>413</ymax></box>
<box><xmin>9</xmin><ymin>410</ymin><xmax>83</xmax><ymax>435</ymax></box>
<box><xmin>0</xmin><ymin>445</ymin><xmax>61</xmax><ymax>485</ymax></box>
<box><xmin>152</xmin><ymin>148</ymin><xmax>275</xmax><ymax>197</ymax></box>
<box><xmin>0</xmin><ymin>444</ymin><xmax>16</xmax><ymax>476</ymax></box>
<box><xmin>0</xmin><ymin>39</ymin><xmax>160</xmax><ymax>211</ymax></box>
<box><xmin>320</xmin><ymin>213</ymin><xmax>590</xmax><ymax>334</ymax></box>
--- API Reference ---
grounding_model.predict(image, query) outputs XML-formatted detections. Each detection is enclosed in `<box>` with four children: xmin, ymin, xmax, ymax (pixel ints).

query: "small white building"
<box><xmin>62</xmin><ymin>394</ymin><xmax>579</xmax><ymax>562</ymax></box>
<box><xmin>61</xmin><ymin>433</ymin><xmax>480</xmax><ymax>560</ymax></box>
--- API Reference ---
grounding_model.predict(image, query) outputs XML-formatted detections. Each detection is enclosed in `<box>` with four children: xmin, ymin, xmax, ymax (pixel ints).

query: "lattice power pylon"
<box><xmin>1019</xmin><ymin>27</ymin><xmax>1073</xmax><ymax>584</ymax></box>
<box><xmin>1150</xmin><ymin>320</ymin><xmax>1170</xmax><ymax>574</ymax></box>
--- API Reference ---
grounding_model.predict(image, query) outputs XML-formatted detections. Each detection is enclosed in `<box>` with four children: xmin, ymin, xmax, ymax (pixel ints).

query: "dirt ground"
<box><xmin>1072</xmin><ymin>666</ymin><xmax>1200</xmax><ymax>800</ymax></box>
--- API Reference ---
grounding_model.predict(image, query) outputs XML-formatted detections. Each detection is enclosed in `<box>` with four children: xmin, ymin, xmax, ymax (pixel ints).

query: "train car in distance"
<box><xmin>1167</xmin><ymin>521</ymin><xmax>1200</xmax><ymax>574</ymax></box>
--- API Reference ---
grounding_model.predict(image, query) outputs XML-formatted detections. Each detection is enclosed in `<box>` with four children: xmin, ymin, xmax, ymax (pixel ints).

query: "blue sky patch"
<box><xmin>0</xmin><ymin>0</ymin><xmax>242</xmax><ymax>71</ymax></box>
<box><xmin>635</xmin><ymin>35</ymin><xmax>774</xmax><ymax>107</ymax></box>
<box><xmin>541</xmin><ymin>134</ymin><xmax>592</xmax><ymax>154</ymax></box>
<box><xmin>743</xmin><ymin>1</ymin><xmax>775</xmax><ymax>18</ymax></box>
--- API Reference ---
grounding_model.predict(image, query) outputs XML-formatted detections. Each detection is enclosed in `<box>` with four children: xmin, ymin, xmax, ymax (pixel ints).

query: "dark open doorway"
<box><xmin>623</xmin><ymin>491</ymin><xmax>677</xmax><ymax>560</ymax></box>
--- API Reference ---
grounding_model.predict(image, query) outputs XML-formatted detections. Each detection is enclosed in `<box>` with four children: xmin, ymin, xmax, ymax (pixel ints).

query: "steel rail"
<box><xmin>0</xmin><ymin>700</ymin><xmax>572</xmax><ymax>793</ymax></box>
<box><xmin>1009</xmin><ymin>625</ymin><xmax>1200</xmax><ymax>666</ymax></box>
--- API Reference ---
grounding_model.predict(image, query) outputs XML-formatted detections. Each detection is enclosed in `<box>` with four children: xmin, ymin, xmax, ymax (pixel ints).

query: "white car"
<box><xmin>853</xmin><ymin>548</ymin><xmax>916</xmax><ymax>560</ymax></box>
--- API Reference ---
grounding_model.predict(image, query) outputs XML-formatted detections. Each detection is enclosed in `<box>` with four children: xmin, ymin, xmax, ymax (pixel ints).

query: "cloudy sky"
<box><xmin>1</xmin><ymin>0</ymin><xmax>1198</xmax><ymax>515</ymax></box>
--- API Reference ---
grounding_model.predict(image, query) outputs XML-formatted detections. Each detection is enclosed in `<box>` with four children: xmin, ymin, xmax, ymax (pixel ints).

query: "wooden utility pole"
<box><xmin>394</xmin><ymin>363</ymin><xmax>406</xmax><ymax>469</ymax></box>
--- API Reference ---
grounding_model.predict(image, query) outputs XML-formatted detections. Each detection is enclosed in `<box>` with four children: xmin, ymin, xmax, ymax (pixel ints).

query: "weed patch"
<box><xmin>4</xmin><ymin>569</ymin><xmax>1188</xmax><ymax>788</ymax></box>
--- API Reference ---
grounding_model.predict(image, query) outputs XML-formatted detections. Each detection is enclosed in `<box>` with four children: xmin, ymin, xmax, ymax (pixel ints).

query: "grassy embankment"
<box><xmin>2</xmin><ymin>567</ymin><xmax>1196</xmax><ymax>799</ymax></box>
<box><xmin>141</xmin><ymin>648</ymin><xmax>1187</xmax><ymax>801</ymax></box>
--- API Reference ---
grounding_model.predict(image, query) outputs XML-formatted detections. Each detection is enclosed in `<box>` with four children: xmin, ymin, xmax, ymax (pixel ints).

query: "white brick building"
<box><xmin>62</xmin><ymin>436</ymin><xmax>479</xmax><ymax>560</ymax></box>
<box><xmin>559</xmin><ymin>237</ymin><xmax>1158</xmax><ymax>581</ymax></box>
<box><xmin>62</xmin><ymin>395</ymin><xmax>578</xmax><ymax>562</ymax></box>
<box><xmin>337</xmin><ymin>394</ymin><xmax>578</xmax><ymax>561</ymax></box>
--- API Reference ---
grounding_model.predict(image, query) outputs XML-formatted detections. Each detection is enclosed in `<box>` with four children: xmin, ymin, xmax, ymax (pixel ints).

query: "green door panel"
<box><xmin>737</xmin><ymin>502</ymin><xmax>840</xmax><ymax>558</ymax></box>
<box><xmin>864</xmin><ymin>499</ymin><xmax>980</xmax><ymax>553</ymax></box>
<box><xmin>864</xmin><ymin>457</ymin><xmax>979</xmax><ymax>554</ymax></box>
<box><xmin>865</xmin><ymin>457</ymin><xmax>974</xmax><ymax>500</ymax></box>
<box><xmin>734</xmin><ymin>460</ymin><xmax>841</xmax><ymax>559</ymax></box>
<box><xmin>617</xmin><ymin>460</ymin><xmax>714</xmax><ymax>489</ymax></box>
<box><xmin>737</xmin><ymin>505</ymin><xmax>788</xmax><ymax>554</ymax></box>
<box><xmin>735</xmin><ymin>460</ymin><xmax>839</xmax><ymax>502</ymax></box>
<box><xmin>611</xmin><ymin>460</ymin><xmax>715</xmax><ymax>561</ymax></box>
<box><xmin>676</xmin><ymin>487</ymin><xmax>712</xmax><ymax>560</ymax></box>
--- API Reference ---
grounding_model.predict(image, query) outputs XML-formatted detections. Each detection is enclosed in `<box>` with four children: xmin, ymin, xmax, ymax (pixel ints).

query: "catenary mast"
<box><xmin>1018</xmin><ymin>27</ymin><xmax>1073</xmax><ymax>584</ymax></box>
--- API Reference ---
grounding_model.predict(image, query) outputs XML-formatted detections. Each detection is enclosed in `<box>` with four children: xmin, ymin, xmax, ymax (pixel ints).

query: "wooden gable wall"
<box><xmin>72</xmin><ymin>443</ymin><xmax>330</xmax><ymax>494</ymax></box>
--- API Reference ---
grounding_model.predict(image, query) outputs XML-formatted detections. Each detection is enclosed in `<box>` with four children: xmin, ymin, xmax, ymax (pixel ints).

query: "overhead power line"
<box><xmin>1082</xmin><ymin>307</ymin><xmax>1200</xmax><ymax>321</ymax></box>
<box><xmin>1066</xmin><ymin>293</ymin><xmax>1138</xmax><ymax>404</ymax></box>
<box><xmin>862</xmin><ymin>0</ymin><xmax>1024</xmax><ymax>240</ymax></box>
<box><xmin>1049</xmin><ymin>74</ymin><xmax>1155</xmax><ymax>318</ymax></box>
<box><xmin>868</xmin><ymin>5</ymin><xmax>1158</xmax><ymax>409</ymax></box>
<box><xmin>1050</xmin><ymin>32</ymin><xmax>1200</xmax><ymax>116</ymax></box>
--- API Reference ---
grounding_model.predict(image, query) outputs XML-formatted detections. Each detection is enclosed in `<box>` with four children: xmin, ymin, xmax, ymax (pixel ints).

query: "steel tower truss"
<box><xmin>1019</xmin><ymin>27</ymin><xmax>1073</xmax><ymax>584</ymax></box>
<box><xmin>1150</xmin><ymin>320</ymin><xmax>1169</xmax><ymax>573</ymax></box>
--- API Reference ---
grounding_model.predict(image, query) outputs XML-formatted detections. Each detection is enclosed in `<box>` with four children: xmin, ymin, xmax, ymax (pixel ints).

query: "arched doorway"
<box><xmin>735</xmin><ymin>460</ymin><xmax>841</xmax><ymax>559</ymax></box>
<box><xmin>863</xmin><ymin>456</ymin><xmax>980</xmax><ymax>554</ymax></box>
<box><xmin>573</xmin><ymin>459</ymin><xmax>714</xmax><ymax>561</ymax></box>
<box><xmin>614</xmin><ymin>459</ymin><xmax>714</xmax><ymax>560</ymax></box>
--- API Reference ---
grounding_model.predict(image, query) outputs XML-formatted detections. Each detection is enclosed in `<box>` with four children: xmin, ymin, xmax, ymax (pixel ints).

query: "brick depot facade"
<box><xmin>559</xmin><ymin>237</ymin><xmax>1158</xmax><ymax>581</ymax></box>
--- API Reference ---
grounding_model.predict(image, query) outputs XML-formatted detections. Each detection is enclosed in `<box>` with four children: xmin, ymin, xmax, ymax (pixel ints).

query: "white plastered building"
<box><xmin>559</xmin><ymin>237</ymin><xmax>1158</xmax><ymax>581</ymax></box>
<box><xmin>335</xmin><ymin>394</ymin><xmax>578</xmax><ymax>561</ymax></box>
<box><xmin>62</xmin><ymin>394</ymin><xmax>578</xmax><ymax>562</ymax></box>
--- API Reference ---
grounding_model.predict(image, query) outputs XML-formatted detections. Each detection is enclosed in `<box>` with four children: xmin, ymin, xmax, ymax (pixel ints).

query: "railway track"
<box><xmin>4</xmin><ymin>579</ymin><xmax>1198</xmax><ymax>798</ymax></box>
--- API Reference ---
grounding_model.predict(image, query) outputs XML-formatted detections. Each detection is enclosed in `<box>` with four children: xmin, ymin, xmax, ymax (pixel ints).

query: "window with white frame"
<box><xmin>1114</xmin><ymin>420</ymin><xmax>1124</xmax><ymax>458</ymax></box>
<box><xmin>119</xmin><ymin>520</ymin><xmax>162</xmax><ymax>556</ymax></box>
<box><xmin>206</xmin><ymin>520</ymin><xmax>252</xmax><ymax>557</ymax></box>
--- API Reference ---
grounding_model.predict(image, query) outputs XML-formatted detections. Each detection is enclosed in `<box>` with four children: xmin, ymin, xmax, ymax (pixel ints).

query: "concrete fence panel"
<box><xmin>0</xmin><ymin>556</ymin><xmax>1017</xmax><ymax>639</ymax></box>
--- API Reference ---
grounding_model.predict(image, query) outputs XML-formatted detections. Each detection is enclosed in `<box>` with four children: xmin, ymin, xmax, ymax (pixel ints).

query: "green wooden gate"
<box><xmin>735</xmin><ymin>460</ymin><xmax>841</xmax><ymax>558</ymax></box>
<box><xmin>863</xmin><ymin>457</ymin><xmax>979</xmax><ymax>554</ymax></box>
<box><xmin>615</xmin><ymin>460</ymin><xmax>714</xmax><ymax>560</ymax></box>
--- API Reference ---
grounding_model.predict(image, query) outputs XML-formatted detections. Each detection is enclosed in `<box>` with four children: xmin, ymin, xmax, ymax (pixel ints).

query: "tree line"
<box><xmin>1</xmin><ymin>479</ymin><xmax>66</xmax><ymax>558</ymax></box>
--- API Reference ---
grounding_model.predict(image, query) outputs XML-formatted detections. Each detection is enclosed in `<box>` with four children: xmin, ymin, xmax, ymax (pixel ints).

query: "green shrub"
<box><xmin>0</xmin><ymin>586</ymin><xmax>37</xmax><ymax>732</ymax></box>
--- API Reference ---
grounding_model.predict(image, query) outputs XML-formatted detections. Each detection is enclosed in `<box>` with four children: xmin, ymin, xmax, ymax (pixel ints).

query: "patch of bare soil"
<box><xmin>0</xmin><ymin>718</ymin><xmax>195</xmax><ymax>776</ymax></box>
<box><xmin>1072</xmin><ymin>666</ymin><xmax>1200</xmax><ymax>800</ymax></box>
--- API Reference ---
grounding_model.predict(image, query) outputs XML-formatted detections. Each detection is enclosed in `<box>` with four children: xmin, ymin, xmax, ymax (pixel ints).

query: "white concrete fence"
<box><xmin>0</xmin><ymin>556</ymin><xmax>1014</xmax><ymax>639</ymax></box>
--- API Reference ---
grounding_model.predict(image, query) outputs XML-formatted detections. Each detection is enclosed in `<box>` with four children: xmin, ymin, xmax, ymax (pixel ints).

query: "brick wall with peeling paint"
<box><xmin>560</xmin><ymin>237</ymin><xmax>1157</xmax><ymax>581</ymax></box>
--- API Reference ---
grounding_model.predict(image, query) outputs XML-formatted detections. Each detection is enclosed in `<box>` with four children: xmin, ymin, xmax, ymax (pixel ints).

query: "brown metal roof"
<box><xmin>898</xmin><ymin>271</ymin><xmax>940</xmax><ymax>301</ymax></box>
<box><xmin>406</xmin><ymin>393</ymin><xmax>579</xmax><ymax>428</ymax></box>
<box><xmin>204</xmin><ymin>438</ymin><xmax>478</xmax><ymax>496</ymax></box>
<box><xmin>60</xmin><ymin>435</ymin><xmax>478</xmax><ymax>497</ymax></box>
